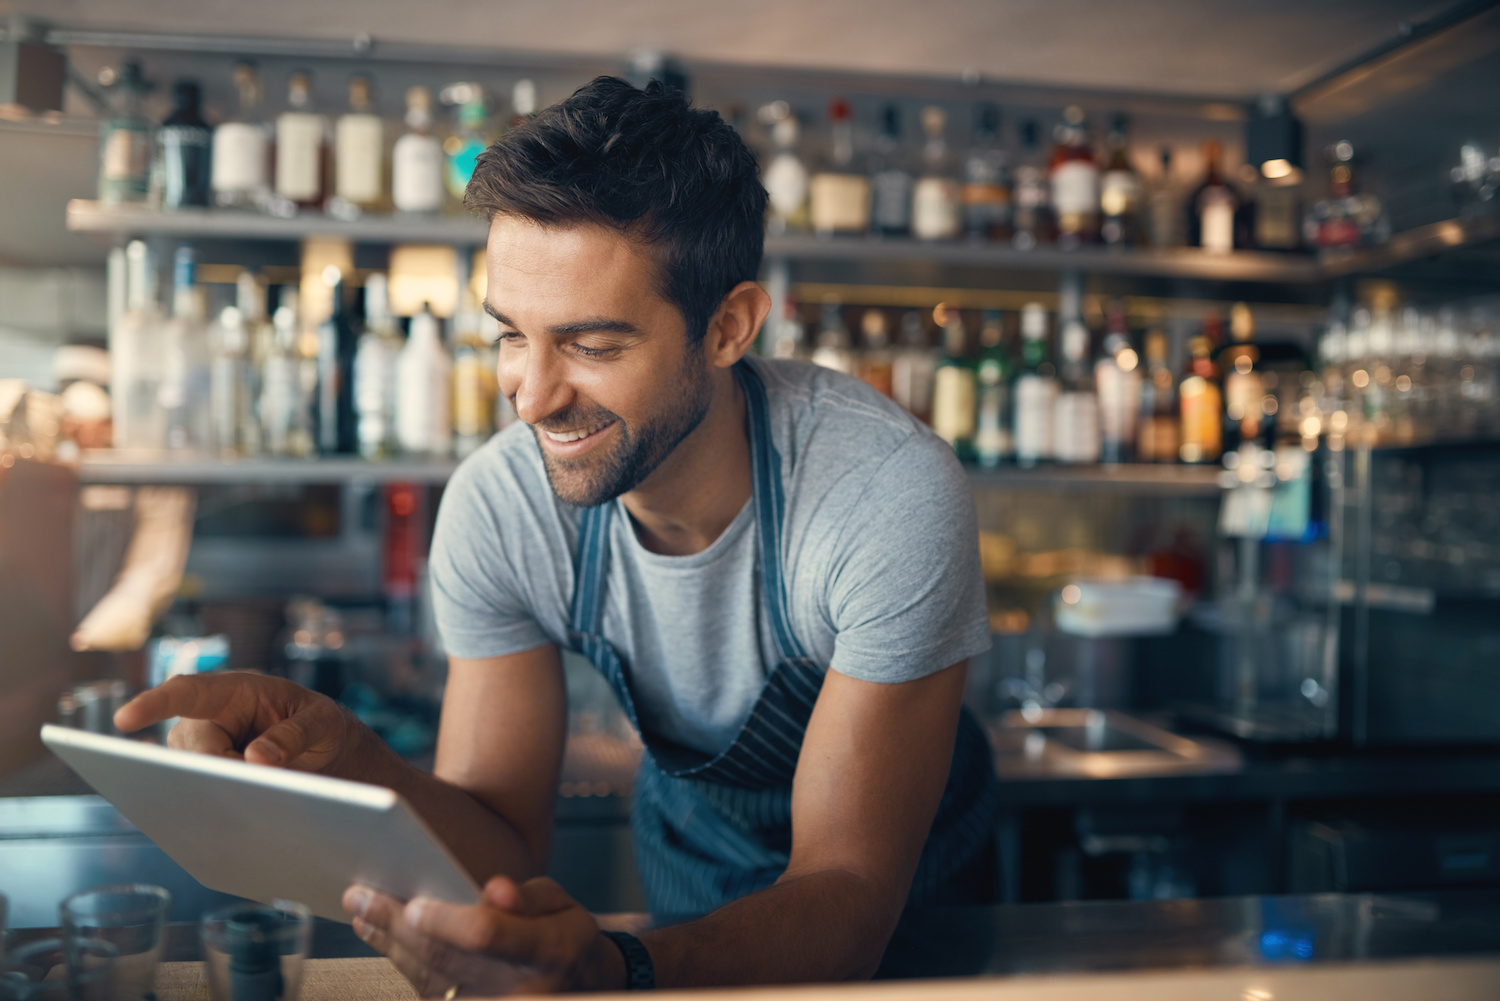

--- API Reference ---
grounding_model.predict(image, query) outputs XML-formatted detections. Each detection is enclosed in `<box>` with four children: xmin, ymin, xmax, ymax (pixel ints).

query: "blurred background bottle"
<box><xmin>809</xmin><ymin>98</ymin><xmax>870</xmax><ymax>236</ymax></box>
<box><xmin>332</xmin><ymin>75</ymin><xmax>386</xmax><ymax>218</ymax></box>
<box><xmin>1011</xmin><ymin>119</ymin><xmax>1054</xmax><ymax>250</ymax></box>
<box><xmin>397</xmin><ymin>303</ymin><xmax>452</xmax><ymax>455</ymax></box>
<box><xmin>97</xmin><ymin>61</ymin><xmax>153</xmax><ymax>205</ymax></box>
<box><xmin>1099</xmin><ymin>113</ymin><xmax>1142</xmax><ymax>247</ymax></box>
<box><xmin>760</xmin><ymin>102</ymin><xmax>810</xmax><ymax>235</ymax></box>
<box><xmin>973</xmin><ymin>308</ymin><xmax>1014</xmax><ymax>467</ymax></box>
<box><xmin>392</xmin><ymin>86</ymin><xmax>445</xmax><ymax>214</ymax></box>
<box><xmin>1050</xmin><ymin>105</ymin><xmax>1100</xmax><ymax>249</ymax></box>
<box><xmin>1013</xmin><ymin>302</ymin><xmax>1058</xmax><ymax>466</ymax></box>
<box><xmin>156</xmin><ymin>80</ymin><xmax>212</xmax><ymax>210</ymax></box>
<box><xmin>1136</xmin><ymin>329</ymin><xmax>1180</xmax><ymax>462</ymax></box>
<box><xmin>160</xmin><ymin>245</ymin><xmax>210</xmax><ymax>451</ymax></box>
<box><xmin>275</xmin><ymin>71</ymin><xmax>328</xmax><ymax>212</ymax></box>
<box><xmin>931</xmin><ymin>305</ymin><xmax>977</xmax><ymax>459</ymax></box>
<box><xmin>211</xmin><ymin>62</ymin><xmax>271</xmax><ymax>211</ymax></box>
<box><xmin>912</xmin><ymin>106</ymin><xmax>962</xmax><ymax>241</ymax></box>
<box><xmin>891</xmin><ymin>309</ymin><xmax>936</xmax><ymax>423</ymax></box>
<box><xmin>354</xmin><ymin>273</ymin><xmax>401</xmax><ymax>459</ymax></box>
<box><xmin>869</xmin><ymin>104</ymin><xmax>913</xmax><ymax>238</ymax></box>
<box><xmin>110</xmin><ymin>240</ymin><xmax>166</xmax><ymax>448</ymax></box>
<box><xmin>962</xmin><ymin>102</ymin><xmax>1012</xmax><ymax>243</ymax></box>
<box><xmin>811</xmin><ymin>301</ymin><xmax>855</xmax><ymax>375</ymax></box>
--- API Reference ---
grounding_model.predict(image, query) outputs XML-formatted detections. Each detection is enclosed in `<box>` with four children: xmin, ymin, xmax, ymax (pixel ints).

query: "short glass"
<box><xmin>200</xmin><ymin>900</ymin><xmax>313</xmax><ymax>1001</ymax></box>
<box><xmin>60</xmin><ymin>884</ymin><xmax>171</xmax><ymax>1001</ymax></box>
<box><xmin>0</xmin><ymin>937</ymin><xmax>116</xmax><ymax>1001</ymax></box>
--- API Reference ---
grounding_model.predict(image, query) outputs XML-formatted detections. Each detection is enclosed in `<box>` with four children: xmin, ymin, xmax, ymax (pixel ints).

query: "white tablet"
<box><xmin>41</xmin><ymin>725</ymin><xmax>480</xmax><ymax>922</ymax></box>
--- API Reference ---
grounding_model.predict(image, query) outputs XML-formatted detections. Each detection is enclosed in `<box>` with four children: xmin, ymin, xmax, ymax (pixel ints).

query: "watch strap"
<box><xmin>602</xmin><ymin>930</ymin><xmax>655</xmax><ymax>990</ymax></box>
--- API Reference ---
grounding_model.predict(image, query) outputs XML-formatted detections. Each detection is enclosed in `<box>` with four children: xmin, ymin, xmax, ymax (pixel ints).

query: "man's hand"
<box><xmin>343</xmin><ymin>877</ymin><xmax>624</xmax><ymax>996</ymax></box>
<box><xmin>113</xmin><ymin>672</ymin><xmax>362</xmax><ymax>774</ymax></box>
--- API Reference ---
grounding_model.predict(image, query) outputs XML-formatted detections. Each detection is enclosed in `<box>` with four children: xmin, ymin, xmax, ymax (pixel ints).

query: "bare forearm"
<box><xmin>335</xmin><ymin>718</ymin><xmax>544</xmax><ymax>884</ymax></box>
<box><xmin>638</xmin><ymin>870</ymin><xmax>899</xmax><ymax>989</ymax></box>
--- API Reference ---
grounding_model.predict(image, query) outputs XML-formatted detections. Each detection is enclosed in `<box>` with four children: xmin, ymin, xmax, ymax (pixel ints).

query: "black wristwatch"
<box><xmin>602</xmin><ymin>930</ymin><xmax>655</xmax><ymax>990</ymax></box>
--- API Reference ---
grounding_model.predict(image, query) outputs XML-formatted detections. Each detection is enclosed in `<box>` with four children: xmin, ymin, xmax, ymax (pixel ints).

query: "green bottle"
<box><xmin>974</xmin><ymin>309</ymin><xmax>1015</xmax><ymax>467</ymax></box>
<box><xmin>931</xmin><ymin>307</ymin><xmax>977</xmax><ymax>461</ymax></box>
<box><xmin>444</xmin><ymin>84</ymin><xmax>490</xmax><ymax>201</ymax></box>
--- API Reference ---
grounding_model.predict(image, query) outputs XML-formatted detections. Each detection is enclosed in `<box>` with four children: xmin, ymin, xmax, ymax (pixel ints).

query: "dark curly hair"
<box><xmin>465</xmin><ymin>76</ymin><xmax>767</xmax><ymax>345</ymax></box>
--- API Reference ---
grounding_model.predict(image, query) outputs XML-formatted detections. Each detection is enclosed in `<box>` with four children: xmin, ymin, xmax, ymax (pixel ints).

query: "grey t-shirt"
<box><xmin>429</xmin><ymin>356</ymin><xmax>990</xmax><ymax>756</ymax></box>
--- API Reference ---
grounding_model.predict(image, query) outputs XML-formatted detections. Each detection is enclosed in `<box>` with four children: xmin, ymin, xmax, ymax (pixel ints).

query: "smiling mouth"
<box><xmin>542</xmin><ymin>421</ymin><xmax>614</xmax><ymax>444</ymax></box>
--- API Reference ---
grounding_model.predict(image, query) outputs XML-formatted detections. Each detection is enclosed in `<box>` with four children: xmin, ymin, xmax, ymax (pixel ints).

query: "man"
<box><xmin>115</xmin><ymin>77</ymin><xmax>995</xmax><ymax>994</ymax></box>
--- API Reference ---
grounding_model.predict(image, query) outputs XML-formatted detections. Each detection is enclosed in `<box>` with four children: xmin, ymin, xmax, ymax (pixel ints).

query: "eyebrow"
<box><xmin>483</xmin><ymin>300</ymin><xmax>641</xmax><ymax>336</ymax></box>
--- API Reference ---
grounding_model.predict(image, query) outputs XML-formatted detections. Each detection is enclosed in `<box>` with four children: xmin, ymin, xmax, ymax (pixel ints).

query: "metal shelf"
<box><xmin>967</xmin><ymin>463</ymin><xmax>1222</xmax><ymax>495</ymax></box>
<box><xmin>77</xmin><ymin>451</ymin><xmax>458</xmax><ymax>485</ymax></box>
<box><xmin>66</xmin><ymin>200</ymin><xmax>489</xmax><ymax>245</ymax></box>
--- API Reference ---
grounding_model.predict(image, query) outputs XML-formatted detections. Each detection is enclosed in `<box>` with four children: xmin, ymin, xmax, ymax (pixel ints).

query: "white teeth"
<box><xmin>544</xmin><ymin>423</ymin><xmax>608</xmax><ymax>443</ymax></box>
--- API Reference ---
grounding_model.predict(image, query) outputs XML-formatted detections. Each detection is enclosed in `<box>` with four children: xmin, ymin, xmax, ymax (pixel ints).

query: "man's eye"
<box><xmin>498</xmin><ymin>330</ymin><xmax>524</xmax><ymax>344</ymax></box>
<box><xmin>573</xmin><ymin>343</ymin><xmax>615</xmax><ymax>359</ymax></box>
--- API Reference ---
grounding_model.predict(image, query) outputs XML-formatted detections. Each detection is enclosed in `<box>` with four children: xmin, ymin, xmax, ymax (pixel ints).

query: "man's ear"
<box><xmin>703</xmin><ymin>281</ymin><xmax>772</xmax><ymax>368</ymax></box>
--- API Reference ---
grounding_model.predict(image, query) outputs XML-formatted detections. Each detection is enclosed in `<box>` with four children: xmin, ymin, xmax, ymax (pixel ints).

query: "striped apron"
<box><xmin>567</xmin><ymin>362</ymin><xmax>998</xmax><ymax>916</ymax></box>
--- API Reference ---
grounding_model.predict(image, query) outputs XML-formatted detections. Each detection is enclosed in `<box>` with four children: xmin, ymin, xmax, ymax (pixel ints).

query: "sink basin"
<box><xmin>989</xmin><ymin>708</ymin><xmax>1242</xmax><ymax>780</ymax></box>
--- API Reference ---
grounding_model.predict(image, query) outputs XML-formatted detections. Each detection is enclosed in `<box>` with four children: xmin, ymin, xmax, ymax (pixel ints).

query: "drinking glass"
<box><xmin>60</xmin><ymin>884</ymin><xmax>170</xmax><ymax>1001</ymax></box>
<box><xmin>200</xmin><ymin>900</ymin><xmax>313</xmax><ymax>1001</ymax></box>
<box><xmin>0</xmin><ymin>937</ymin><xmax>116</xmax><ymax>1001</ymax></box>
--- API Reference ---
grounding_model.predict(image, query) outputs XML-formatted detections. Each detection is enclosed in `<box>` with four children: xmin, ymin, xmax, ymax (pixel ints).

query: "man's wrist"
<box><xmin>582</xmin><ymin>928</ymin><xmax>629</xmax><ymax>991</ymax></box>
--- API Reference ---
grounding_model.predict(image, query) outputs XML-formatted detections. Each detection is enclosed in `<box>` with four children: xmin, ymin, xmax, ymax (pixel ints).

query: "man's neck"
<box><xmin>620</xmin><ymin>368</ymin><xmax>751</xmax><ymax>557</ymax></box>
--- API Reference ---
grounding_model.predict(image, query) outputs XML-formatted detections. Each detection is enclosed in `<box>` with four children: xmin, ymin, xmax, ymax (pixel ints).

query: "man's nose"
<box><xmin>506</xmin><ymin>345</ymin><xmax>572</xmax><ymax>426</ymax></box>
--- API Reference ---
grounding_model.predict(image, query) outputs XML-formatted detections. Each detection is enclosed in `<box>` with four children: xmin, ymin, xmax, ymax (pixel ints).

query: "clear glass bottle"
<box><xmin>212</xmin><ymin>62</ymin><xmax>272</xmax><ymax>211</ymax></box>
<box><xmin>1136</xmin><ymin>329</ymin><xmax>1180</xmax><ymax>462</ymax></box>
<box><xmin>962</xmin><ymin>103</ymin><xmax>1011</xmax><ymax>243</ymax></box>
<box><xmin>261</xmin><ymin>288</ymin><xmax>315</xmax><ymax>458</ymax></box>
<box><xmin>1095</xmin><ymin>300</ymin><xmax>1143</xmax><ymax>463</ymax></box>
<box><xmin>1011</xmin><ymin>119</ymin><xmax>1054</xmax><ymax>250</ymax></box>
<box><xmin>397</xmin><ymin>303</ymin><xmax>453</xmax><ymax>455</ymax></box>
<box><xmin>157</xmin><ymin>80</ymin><xmax>212</xmax><ymax>209</ymax></box>
<box><xmin>452</xmin><ymin>292</ymin><xmax>498</xmax><ymax>458</ymax></box>
<box><xmin>1144</xmin><ymin>146</ymin><xmax>1182</xmax><ymax>248</ymax></box>
<box><xmin>760</xmin><ymin>101</ymin><xmax>810</xmax><ymax>235</ymax></box>
<box><xmin>1013</xmin><ymin>302</ymin><xmax>1058</xmax><ymax>466</ymax></box>
<box><xmin>811</xmin><ymin>301</ymin><xmax>856</xmax><ymax>375</ymax></box>
<box><xmin>974</xmin><ymin>309</ymin><xmax>1015</xmax><ymax>468</ymax></box>
<box><xmin>333</xmin><ymin>75</ymin><xmax>385</xmax><ymax>215</ymax></box>
<box><xmin>808</xmin><ymin>98</ymin><xmax>870</xmax><ymax>236</ymax></box>
<box><xmin>1050</xmin><ymin>105</ymin><xmax>1100</xmax><ymax>249</ymax></box>
<box><xmin>931</xmin><ymin>306</ymin><xmax>977</xmax><ymax>458</ymax></box>
<box><xmin>353</xmin><ymin>273</ymin><xmax>401</xmax><ymax>459</ymax></box>
<box><xmin>856</xmin><ymin>308</ymin><xmax>895</xmax><ymax>397</ymax></box>
<box><xmin>160</xmin><ymin>245</ymin><xmax>211</xmax><ymax>451</ymax></box>
<box><xmin>275</xmin><ymin>71</ymin><xmax>328</xmax><ymax>211</ymax></box>
<box><xmin>767</xmin><ymin>298</ymin><xmax>809</xmax><ymax>360</ymax></box>
<box><xmin>869</xmin><ymin>104</ymin><xmax>913</xmax><ymax>238</ymax></box>
<box><xmin>443</xmin><ymin>84</ymin><xmax>490</xmax><ymax>203</ymax></box>
<box><xmin>1053</xmin><ymin>317</ymin><xmax>1101</xmax><ymax>463</ymax></box>
<box><xmin>110</xmin><ymin>240</ymin><xmax>166</xmax><ymax>448</ymax></box>
<box><xmin>892</xmin><ymin>310</ymin><xmax>937</xmax><ymax>422</ymax></box>
<box><xmin>236</xmin><ymin>270</ymin><xmax>271</xmax><ymax>455</ymax></box>
<box><xmin>208</xmin><ymin>302</ymin><xmax>253</xmax><ymax>457</ymax></box>
<box><xmin>98</xmin><ymin>61</ymin><xmax>153</xmax><ymax>205</ymax></box>
<box><xmin>1218</xmin><ymin>302</ymin><xmax>1264</xmax><ymax>453</ymax></box>
<box><xmin>392</xmin><ymin>86</ymin><xmax>446</xmax><ymax>214</ymax></box>
<box><xmin>1098</xmin><ymin>113</ymin><xmax>1142</xmax><ymax>247</ymax></box>
<box><xmin>1188</xmin><ymin>138</ymin><xmax>1237</xmax><ymax>253</ymax></box>
<box><xmin>316</xmin><ymin>267</ymin><xmax>358</xmax><ymax>454</ymax></box>
<box><xmin>912</xmin><ymin>107</ymin><xmax>962</xmax><ymax>241</ymax></box>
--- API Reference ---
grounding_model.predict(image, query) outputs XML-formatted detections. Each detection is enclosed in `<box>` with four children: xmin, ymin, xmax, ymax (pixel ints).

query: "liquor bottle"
<box><xmin>333</xmin><ymin>75</ymin><xmax>385</xmax><ymax>214</ymax></box>
<box><xmin>1098</xmin><ymin>114</ymin><xmax>1142</xmax><ymax>247</ymax></box>
<box><xmin>931</xmin><ymin>307</ymin><xmax>976</xmax><ymax>458</ymax></box>
<box><xmin>397</xmin><ymin>303</ymin><xmax>453</xmax><ymax>455</ymax></box>
<box><xmin>261</xmin><ymin>288</ymin><xmax>315</xmax><ymax>458</ymax></box>
<box><xmin>444</xmin><ymin>84</ymin><xmax>489</xmax><ymax>202</ymax></box>
<box><xmin>1050</xmin><ymin>106</ymin><xmax>1100</xmax><ymax>250</ymax></box>
<box><xmin>208</xmin><ymin>302</ymin><xmax>252</xmax><ymax>456</ymax></box>
<box><xmin>974</xmin><ymin>309</ymin><xmax>1014</xmax><ymax>468</ymax></box>
<box><xmin>891</xmin><ymin>310</ymin><xmax>936</xmax><ymax>422</ymax></box>
<box><xmin>452</xmin><ymin>293</ymin><xmax>498</xmax><ymax>458</ymax></box>
<box><xmin>353</xmin><ymin>273</ymin><xmax>401</xmax><ymax>459</ymax></box>
<box><xmin>1304</xmin><ymin>141</ymin><xmax>1388</xmax><ymax>250</ymax></box>
<box><xmin>766</xmin><ymin>297</ymin><xmax>808</xmax><ymax>360</ymax></box>
<box><xmin>1254</xmin><ymin>173</ymin><xmax>1302</xmax><ymax>251</ymax></box>
<box><xmin>912</xmin><ymin>107</ymin><xmax>962</xmax><ymax>241</ymax></box>
<box><xmin>509</xmin><ymin>78</ymin><xmax>539</xmax><ymax>126</ymax></box>
<box><xmin>1187</xmin><ymin>138</ymin><xmax>1237</xmax><ymax>253</ymax></box>
<box><xmin>811</xmin><ymin>302</ymin><xmax>855</xmax><ymax>375</ymax></box>
<box><xmin>98</xmin><ymin>61</ymin><xmax>153</xmax><ymax>205</ymax></box>
<box><xmin>962</xmin><ymin>103</ymin><xmax>1011</xmax><ymax>243</ymax></box>
<box><xmin>1013</xmin><ymin>302</ymin><xmax>1058</xmax><ymax>466</ymax></box>
<box><xmin>1218</xmin><ymin>302</ymin><xmax>1263</xmax><ymax>452</ymax></box>
<box><xmin>808</xmin><ymin>98</ymin><xmax>870</xmax><ymax>236</ymax></box>
<box><xmin>212</xmin><ymin>63</ymin><xmax>272</xmax><ymax>211</ymax></box>
<box><xmin>157</xmin><ymin>80</ymin><xmax>212</xmax><ymax>209</ymax></box>
<box><xmin>1136</xmin><ymin>329</ymin><xmax>1179</xmax><ymax>462</ymax></box>
<box><xmin>160</xmin><ymin>246</ymin><xmax>211</xmax><ymax>451</ymax></box>
<box><xmin>1178</xmin><ymin>319</ymin><xmax>1224</xmax><ymax>463</ymax></box>
<box><xmin>759</xmin><ymin>102</ymin><xmax>810</xmax><ymax>235</ymax></box>
<box><xmin>1011</xmin><ymin>119</ymin><xmax>1054</xmax><ymax>251</ymax></box>
<box><xmin>235</xmin><ymin>270</ymin><xmax>271</xmax><ymax>455</ymax></box>
<box><xmin>1144</xmin><ymin>146</ymin><xmax>1182</xmax><ymax>248</ymax></box>
<box><xmin>1094</xmin><ymin>300</ymin><xmax>1142</xmax><ymax>463</ymax></box>
<box><xmin>1053</xmin><ymin>317</ymin><xmax>1101</xmax><ymax>463</ymax></box>
<box><xmin>868</xmin><ymin>104</ymin><xmax>913</xmax><ymax>238</ymax></box>
<box><xmin>392</xmin><ymin>86</ymin><xmax>446</xmax><ymax>214</ymax></box>
<box><xmin>110</xmin><ymin>240</ymin><xmax>166</xmax><ymax>448</ymax></box>
<box><xmin>315</xmin><ymin>267</ymin><xmax>358</xmax><ymax>454</ymax></box>
<box><xmin>856</xmin><ymin>309</ymin><xmax>895</xmax><ymax>397</ymax></box>
<box><xmin>275</xmin><ymin>72</ymin><xmax>327</xmax><ymax>211</ymax></box>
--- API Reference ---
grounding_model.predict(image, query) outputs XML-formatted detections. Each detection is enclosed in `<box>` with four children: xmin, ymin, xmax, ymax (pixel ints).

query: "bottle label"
<box><xmin>1054</xmin><ymin>391</ymin><xmax>1101</xmax><ymax>462</ymax></box>
<box><xmin>764</xmin><ymin>154</ymin><xmax>810</xmax><ymax>220</ymax></box>
<box><xmin>1200</xmin><ymin>192</ymin><xmax>1235</xmax><ymax>252</ymax></box>
<box><xmin>975</xmin><ymin>383</ymin><xmax>1013</xmax><ymax>463</ymax></box>
<box><xmin>276</xmin><ymin>112</ymin><xmax>324</xmax><ymax>202</ymax></box>
<box><xmin>336</xmin><ymin>114</ymin><xmax>384</xmax><ymax>204</ymax></box>
<box><xmin>871</xmin><ymin>170</ymin><xmax>913</xmax><ymax>231</ymax></box>
<box><xmin>1051</xmin><ymin>161</ymin><xmax>1100</xmax><ymax>215</ymax></box>
<box><xmin>212</xmin><ymin>123</ymin><xmax>269</xmax><ymax>193</ymax></box>
<box><xmin>932</xmin><ymin>366</ymin><xmax>977</xmax><ymax>443</ymax></box>
<box><xmin>912</xmin><ymin>178</ymin><xmax>961</xmax><ymax>240</ymax></box>
<box><xmin>1179</xmin><ymin>376</ymin><xmax>1223</xmax><ymax>462</ymax></box>
<box><xmin>102</xmin><ymin>127</ymin><xmax>150</xmax><ymax>182</ymax></box>
<box><xmin>809</xmin><ymin>173</ymin><xmax>871</xmax><ymax>234</ymax></box>
<box><xmin>1013</xmin><ymin>374</ymin><xmax>1058</xmax><ymax>460</ymax></box>
<box><xmin>393</xmin><ymin>134</ymin><xmax>445</xmax><ymax>212</ymax></box>
<box><xmin>1099</xmin><ymin>170</ymin><xmax>1141</xmax><ymax>218</ymax></box>
<box><xmin>1096</xmin><ymin>365</ymin><xmax>1142</xmax><ymax>447</ymax></box>
<box><xmin>892</xmin><ymin>352</ymin><xmax>935</xmax><ymax>419</ymax></box>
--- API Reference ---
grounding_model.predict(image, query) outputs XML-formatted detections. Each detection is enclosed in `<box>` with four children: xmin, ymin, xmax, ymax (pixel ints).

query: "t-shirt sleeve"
<box><xmin>428</xmin><ymin>461</ymin><xmax>553</xmax><ymax>659</ymax></box>
<box><xmin>823</xmin><ymin>434</ymin><xmax>991</xmax><ymax>684</ymax></box>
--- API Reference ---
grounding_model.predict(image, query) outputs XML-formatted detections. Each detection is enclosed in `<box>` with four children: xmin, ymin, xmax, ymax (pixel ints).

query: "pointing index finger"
<box><xmin>112</xmin><ymin>674</ymin><xmax>246</xmax><ymax>734</ymax></box>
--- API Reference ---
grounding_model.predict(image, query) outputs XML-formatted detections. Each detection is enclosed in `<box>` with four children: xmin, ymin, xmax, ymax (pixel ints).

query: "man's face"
<box><xmin>485</xmin><ymin>215</ymin><xmax>713</xmax><ymax>508</ymax></box>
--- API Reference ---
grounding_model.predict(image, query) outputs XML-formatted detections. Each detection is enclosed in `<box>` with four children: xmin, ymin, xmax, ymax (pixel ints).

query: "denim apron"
<box><xmin>567</xmin><ymin>362</ymin><xmax>998</xmax><ymax>916</ymax></box>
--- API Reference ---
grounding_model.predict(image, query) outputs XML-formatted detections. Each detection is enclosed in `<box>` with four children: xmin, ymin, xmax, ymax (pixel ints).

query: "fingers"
<box><xmin>483</xmin><ymin>876</ymin><xmax>575</xmax><ymax>916</ymax></box>
<box><xmin>113</xmin><ymin>674</ymin><xmax>242</xmax><ymax>733</ymax></box>
<box><xmin>165</xmin><ymin>718</ymin><xmax>238</xmax><ymax>757</ymax></box>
